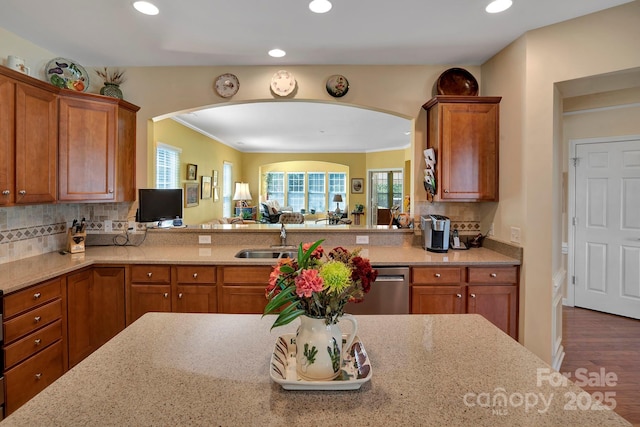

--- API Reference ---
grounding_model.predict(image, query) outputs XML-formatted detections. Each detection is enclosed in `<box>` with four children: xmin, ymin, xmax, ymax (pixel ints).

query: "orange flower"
<box><xmin>294</xmin><ymin>269</ymin><xmax>324</xmax><ymax>297</ymax></box>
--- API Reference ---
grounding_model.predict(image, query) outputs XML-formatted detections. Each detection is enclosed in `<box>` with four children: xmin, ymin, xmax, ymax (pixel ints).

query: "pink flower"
<box><xmin>302</xmin><ymin>242</ymin><xmax>324</xmax><ymax>259</ymax></box>
<box><xmin>295</xmin><ymin>269</ymin><xmax>324</xmax><ymax>298</ymax></box>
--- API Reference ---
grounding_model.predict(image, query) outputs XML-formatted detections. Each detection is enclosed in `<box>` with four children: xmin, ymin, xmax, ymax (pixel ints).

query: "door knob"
<box><xmin>490</xmin><ymin>273</ymin><xmax>497</xmax><ymax>278</ymax></box>
<box><xmin>434</xmin><ymin>273</ymin><xmax>441</xmax><ymax>278</ymax></box>
<box><xmin>470</xmin><ymin>293</ymin><xmax>476</xmax><ymax>298</ymax></box>
<box><xmin>192</xmin><ymin>273</ymin><xmax>198</xmax><ymax>279</ymax></box>
<box><xmin>456</xmin><ymin>293</ymin><xmax>462</xmax><ymax>298</ymax></box>
<box><xmin>2</xmin><ymin>190</ymin><xmax>9</xmax><ymax>195</ymax></box>
<box><xmin>147</xmin><ymin>272</ymin><xmax>153</xmax><ymax>278</ymax></box>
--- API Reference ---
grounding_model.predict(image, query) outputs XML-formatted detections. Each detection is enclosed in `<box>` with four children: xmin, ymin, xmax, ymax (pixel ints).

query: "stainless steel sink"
<box><xmin>234</xmin><ymin>249</ymin><xmax>296</xmax><ymax>259</ymax></box>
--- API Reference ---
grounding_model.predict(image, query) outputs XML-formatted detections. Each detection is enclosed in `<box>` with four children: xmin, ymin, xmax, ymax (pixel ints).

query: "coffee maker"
<box><xmin>421</xmin><ymin>215</ymin><xmax>451</xmax><ymax>253</ymax></box>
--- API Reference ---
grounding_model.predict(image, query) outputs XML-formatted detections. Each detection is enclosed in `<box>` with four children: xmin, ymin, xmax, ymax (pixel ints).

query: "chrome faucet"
<box><xmin>280</xmin><ymin>224</ymin><xmax>287</xmax><ymax>247</ymax></box>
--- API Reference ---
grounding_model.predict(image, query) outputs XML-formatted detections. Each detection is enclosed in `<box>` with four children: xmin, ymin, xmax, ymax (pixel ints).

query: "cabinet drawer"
<box><xmin>468</xmin><ymin>267</ymin><xmax>518</xmax><ymax>284</ymax></box>
<box><xmin>176</xmin><ymin>266</ymin><xmax>216</xmax><ymax>284</ymax></box>
<box><xmin>4</xmin><ymin>340</ymin><xmax>64</xmax><ymax>415</ymax></box>
<box><xmin>3</xmin><ymin>299</ymin><xmax>62</xmax><ymax>344</ymax></box>
<box><xmin>4</xmin><ymin>319</ymin><xmax>62</xmax><ymax>369</ymax></box>
<box><xmin>4</xmin><ymin>278</ymin><xmax>62</xmax><ymax>319</ymax></box>
<box><xmin>222</xmin><ymin>266</ymin><xmax>272</xmax><ymax>284</ymax></box>
<box><xmin>130</xmin><ymin>265</ymin><xmax>171</xmax><ymax>283</ymax></box>
<box><xmin>412</xmin><ymin>267</ymin><xmax>465</xmax><ymax>284</ymax></box>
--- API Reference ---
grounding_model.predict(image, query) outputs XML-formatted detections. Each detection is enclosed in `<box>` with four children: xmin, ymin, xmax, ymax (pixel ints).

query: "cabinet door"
<box><xmin>221</xmin><ymin>286</ymin><xmax>269</xmax><ymax>314</ymax></box>
<box><xmin>14</xmin><ymin>83</ymin><xmax>58</xmax><ymax>204</ymax></box>
<box><xmin>0</xmin><ymin>74</ymin><xmax>15</xmax><ymax>205</ymax></box>
<box><xmin>58</xmin><ymin>96</ymin><xmax>117</xmax><ymax>201</ymax></box>
<box><xmin>440</xmin><ymin>102</ymin><xmax>498</xmax><ymax>201</ymax></box>
<box><xmin>67</xmin><ymin>268</ymin><xmax>126</xmax><ymax>367</ymax></box>
<box><xmin>129</xmin><ymin>284</ymin><xmax>172</xmax><ymax>323</ymax></box>
<box><xmin>175</xmin><ymin>285</ymin><xmax>217</xmax><ymax>313</ymax></box>
<box><xmin>115</xmin><ymin>105</ymin><xmax>137</xmax><ymax>202</ymax></box>
<box><xmin>411</xmin><ymin>285</ymin><xmax>465</xmax><ymax>314</ymax></box>
<box><xmin>220</xmin><ymin>266</ymin><xmax>271</xmax><ymax>314</ymax></box>
<box><xmin>467</xmin><ymin>285</ymin><xmax>517</xmax><ymax>339</ymax></box>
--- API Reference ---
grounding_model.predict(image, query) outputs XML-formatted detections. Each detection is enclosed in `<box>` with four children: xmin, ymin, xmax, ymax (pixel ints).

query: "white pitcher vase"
<box><xmin>295</xmin><ymin>314</ymin><xmax>358</xmax><ymax>381</ymax></box>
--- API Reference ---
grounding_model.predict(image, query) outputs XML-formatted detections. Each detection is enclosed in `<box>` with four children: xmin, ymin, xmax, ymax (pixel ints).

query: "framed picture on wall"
<box><xmin>185</xmin><ymin>182</ymin><xmax>199</xmax><ymax>207</ymax></box>
<box><xmin>351</xmin><ymin>178</ymin><xmax>364</xmax><ymax>194</ymax></box>
<box><xmin>212</xmin><ymin>170</ymin><xmax>218</xmax><ymax>187</ymax></box>
<box><xmin>187</xmin><ymin>163</ymin><xmax>198</xmax><ymax>181</ymax></box>
<box><xmin>201</xmin><ymin>176</ymin><xmax>212</xmax><ymax>199</ymax></box>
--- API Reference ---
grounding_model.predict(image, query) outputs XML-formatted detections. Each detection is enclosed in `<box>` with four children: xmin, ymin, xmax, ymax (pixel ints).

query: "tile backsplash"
<box><xmin>0</xmin><ymin>202</ymin><xmax>134</xmax><ymax>264</ymax></box>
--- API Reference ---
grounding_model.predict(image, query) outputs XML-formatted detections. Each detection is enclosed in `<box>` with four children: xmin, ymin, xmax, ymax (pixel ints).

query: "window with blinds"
<box><xmin>156</xmin><ymin>143</ymin><xmax>181</xmax><ymax>189</ymax></box>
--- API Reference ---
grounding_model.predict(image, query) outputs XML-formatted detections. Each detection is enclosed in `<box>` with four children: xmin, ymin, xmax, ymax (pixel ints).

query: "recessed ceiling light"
<box><xmin>133</xmin><ymin>1</ymin><xmax>159</xmax><ymax>15</ymax></box>
<box><xmin>268</xmin><ymin>49</ymin><xmax>286</xmax><ymax>58</ymax></box>
<box><xmin>485</xmin><ymin>0</ymin><xmax>512</xmax><ymax>13</ymax></box>
<box><xmin>309</xmin><ymin>0</ymin><xmax>332</xmax><ymax>14</ymax></box>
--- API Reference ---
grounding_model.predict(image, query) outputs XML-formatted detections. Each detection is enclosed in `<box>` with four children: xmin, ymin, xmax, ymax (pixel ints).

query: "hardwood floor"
<box><xmin>562</xmin><ymin>306</ymin><xmax>640</xmax><ymax>426</ymax></box>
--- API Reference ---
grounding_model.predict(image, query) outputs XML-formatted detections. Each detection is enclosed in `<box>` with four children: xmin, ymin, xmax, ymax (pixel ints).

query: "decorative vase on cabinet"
<box><xmin>100</xmin><ymin>83</ymin><xmax>123</xmax><ymax>99</ymax></box>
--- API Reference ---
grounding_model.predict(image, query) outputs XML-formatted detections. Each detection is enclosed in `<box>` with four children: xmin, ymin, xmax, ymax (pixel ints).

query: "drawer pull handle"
<box><xmin>470</xmin><ymin>293</ymin><xmax>477</xmax><ymax>298</ymax></box>
<box><xmin>490</xmin><ymin>273</ymin><xmax>497</xmax><ymax>278</ymax></box>
<box><xmin>178</xmin><ymin>293</ymin><xmax>183</xmax><ymax>299</ymax></box>
<box><xmin>147</xmin><ymin>272</ymin><xmax>153</xmax><ymax>278</ymax></box>
<box><xmin>34</xmin><ymin>316</ymin><xmax>42</xmax><ymax>323</ymax></box>
<box><xmin>444</xmin><ymin>189</ymin><xmax>449</xmax><ymax>193</ymax></box>
<box><xmin>34</xmin><ymin>292</ymin><xmax>42</xmax><ymax>299</ymax></box>
<box><xmin>456</xmin><ymin>293</ymin><xmax>462</xmax><ymax>298</ymax></box>
<box><xmin>35</xmin><ymin>373</ymin><xmax>42</xmax><ymax>380</ymax></box>
<box><xmin>434</xmin><ymin>273</ymin><xmax>441</xmax><ymax>278</ymax></box>
<box><xmin>2</xmin><ymin>190</ymin><xmax>9</xmax><ymax>195</ymax></box>
<box><xmin>163</xmin><ymin>293</ymin><xmax>169</xmax><ymax>298</ymax></box>
<box><xmin>34</xmin><ymin>338</ymin><xmax>42</xmax><ymax>345</ymax></box>
<box><xmin>19</xmin><ymin>190</ymin><xmax>27</xmax><ymax>196</ymax></box>
<box><xmin>193</xmin><ymin>273</ymin><xmax>198</xmax><ymax>279</ymax></box>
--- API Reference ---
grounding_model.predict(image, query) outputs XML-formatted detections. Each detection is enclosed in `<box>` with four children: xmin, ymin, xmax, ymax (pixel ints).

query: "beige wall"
<box><xmin>153</xmin><ymin>119</ymin><xmax>244</xmax><ymax>224</ymax></box>
<box><xmin>482</xmin><ymin>1</ymin><xmax>640</xmax><ymax>362</ymax></box>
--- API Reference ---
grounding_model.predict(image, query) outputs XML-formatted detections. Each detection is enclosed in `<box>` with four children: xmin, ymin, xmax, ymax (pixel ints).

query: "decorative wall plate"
<box><xmin>45</xmin><ymin>57</ymin><xmax>89</xmax><ymax>92</ymax></box>
<box><xmin>270</xmin><ymin>70</ymin><xmax>296</xmax><ymax>96</ymax></box>
<box><xmin>326</xmin><ymin>74</ymin><xmax>349</xmax><ymax>97</ymax></box>
<box><xmin>214</xmin><ymin>73</ymin><xmax>240</xmax><ymax>98</ymax></box>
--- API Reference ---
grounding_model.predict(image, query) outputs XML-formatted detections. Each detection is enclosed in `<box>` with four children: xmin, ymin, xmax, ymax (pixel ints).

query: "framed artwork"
<box><xmin>351</xmin><ymin>178</ymin><xmax>364</xmax><ymax>194</ymax></box>
<box><xmin>212</xmin><ymin>170</ymin><xmax>218</xmax><ymax>187</ymax></box>
<box><xmin>201</xmin><ymin>176</ymin><xmax>212</xmax><ymax>199</ymax></box>
<box><xmin>214</xmin><ymin>187</ymin><xmax>219</xmax><ymax>201</ymax></box>
<box><xmin>185</xmin><ymin>182</ymin><xmax>199</xmax><ymax>207</ymax></box>
<box><xmin>186</xmin><ymin>163</ymin><xmax>198</xmax><ymax>181</ymax></box>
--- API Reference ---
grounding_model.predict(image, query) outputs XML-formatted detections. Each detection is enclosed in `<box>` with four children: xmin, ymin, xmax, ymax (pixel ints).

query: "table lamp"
<box><xmin>233</xmin><ymin>182</ymin><xmax>252</xmax><ymax>207</ymax></box>
<box><xmin>333</xmin><ymin>194</ymin><xmax>343</xmax><ymax>214</ymax></box>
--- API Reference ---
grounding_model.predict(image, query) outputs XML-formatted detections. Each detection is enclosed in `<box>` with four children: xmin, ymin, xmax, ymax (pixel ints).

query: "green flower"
<box><xmin>319</xmin><ymin>261</ymin><xmax>351</xmax><ymax>294</ymax></box>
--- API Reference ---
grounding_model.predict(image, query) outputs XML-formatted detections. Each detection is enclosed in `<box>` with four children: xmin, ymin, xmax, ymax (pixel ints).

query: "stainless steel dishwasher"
<box><xmin>346</xmin><ymin>266</ymin><xmax>410</xmax><ymax>314</ymax></box>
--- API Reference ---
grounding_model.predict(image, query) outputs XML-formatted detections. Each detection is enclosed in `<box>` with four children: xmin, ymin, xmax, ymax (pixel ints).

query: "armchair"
<box><xmin>260</xmin><ymin>202</ymin><xmax>281</xmax><ymax>223</ymax></box>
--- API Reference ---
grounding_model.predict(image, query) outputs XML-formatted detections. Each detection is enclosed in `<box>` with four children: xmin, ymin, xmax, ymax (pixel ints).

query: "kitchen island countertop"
<box><xmin>0</xmin><ymin>313</ymin><xmax>629</xmax><ymax>426</ymax></box>
<box><xmin>0</xmin><ymin>244</ymin><xmax>519</xmax><ymax>295</ymax></box>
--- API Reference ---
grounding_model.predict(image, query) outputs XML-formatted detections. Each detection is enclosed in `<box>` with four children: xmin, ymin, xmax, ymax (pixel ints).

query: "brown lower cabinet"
<box><xmin>67</xmin><ymin>267</ymin><xmax>126</xmax><ymax>368</ymax></box>
<box><xmin>219</xmin><ymin>266</ymin><xmax>272</xmax><ymax>314</ymax></box>
<box><xmin>2</xmin><ymin>277</ymin><xmax>66</xmax><ymax>415</ymax></box>
<box><xmin>411</xmin><ymin>265</ymin><xmax>519</xmax><ymax>339</ymax></box>
<box><xmin>127</xmin><ymin>265</ymin><xmax>217</xmax><ymax>324</ymax></box>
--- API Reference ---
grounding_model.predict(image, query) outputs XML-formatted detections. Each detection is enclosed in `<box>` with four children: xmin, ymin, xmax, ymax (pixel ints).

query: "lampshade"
<box><xmin>233</xmin><ymin>183</ymin><xmax>252</xmax><ymax>201</ymax></box>
<box><xmin>332</xmin><ymin>194</ymin><xmax>343</xmax><ymax>203</ymax></box>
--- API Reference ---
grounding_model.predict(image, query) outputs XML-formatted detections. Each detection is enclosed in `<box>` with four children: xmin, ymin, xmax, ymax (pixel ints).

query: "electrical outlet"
<box><xmin>510</xmin><ymin>227</ymin><xmax>521</xmax><ymax>244</ymax></box>
<box><xmin>104</xmin><ymin>220</ymin><xmax>112</xmax><ymax>232</ymax></box>
<box><xmin>198</xmin><ymin>235</ymin><xmax>212</xmax><ymax>244</ymax></box>
<box><xmin>488</xmin><ymin>223</ymin><xmax>495</xmax><ymax>236</ymax></box>
<box><xmin>356</xmin><ymin>235</ymin><xmax>369</xmax><ymax>245</ymax></box>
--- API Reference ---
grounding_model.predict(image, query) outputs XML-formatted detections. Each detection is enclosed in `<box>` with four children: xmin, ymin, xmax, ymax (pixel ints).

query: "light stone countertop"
<box><xmin>0</xmin><ymin>244</ymin><xmax>519</xmax><ymax>295</ymax></box>
<box><xmin>0</xmin><ymin>313</ymin><xmax>629</xmax><ymax>427</ymax></box>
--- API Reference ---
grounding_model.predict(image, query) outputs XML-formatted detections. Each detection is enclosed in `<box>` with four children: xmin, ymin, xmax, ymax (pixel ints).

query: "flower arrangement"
<box><xmin>264</xmin><ymin>240</ymin><xmax>378</xmax><ymax>328</ymax></box>
<box><xmin>94</xmin><ymin>67</ymin><xmax>126</xmax><ymax>85</ymax></box>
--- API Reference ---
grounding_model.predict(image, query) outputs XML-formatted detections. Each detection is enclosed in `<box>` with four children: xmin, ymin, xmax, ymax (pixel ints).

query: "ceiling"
<box><xmin>2</xmin><ymin>0</ymin><xmax>633</xmax><ymax>152</ymax></box>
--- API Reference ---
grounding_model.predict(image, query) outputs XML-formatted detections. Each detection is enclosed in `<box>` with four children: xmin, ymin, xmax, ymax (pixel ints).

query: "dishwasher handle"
<box><xmin>375</xmin><ymin>275</ymin><xmax>408</xmax><ymax>282</ymax></box>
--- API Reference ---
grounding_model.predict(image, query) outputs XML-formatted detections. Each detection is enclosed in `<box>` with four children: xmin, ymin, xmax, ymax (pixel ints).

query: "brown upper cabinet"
<box><xmin>423</xmin><ymin>96</ymin><xmax>501</xmax><ymax>202</ymax></box>
<box><xmin>58</xmin><ymin>91</ymin><xmax>139</xmax><ymax>202</ymax></box>
<box><xmin>0</xmin><ymin>65</ymin><xmax>139</xmax><ymax>205</ymax></box>
<box><xmin>0</xmin><ymin>67</ymin><xmax>58</xmax><ymax>206</ymax></box>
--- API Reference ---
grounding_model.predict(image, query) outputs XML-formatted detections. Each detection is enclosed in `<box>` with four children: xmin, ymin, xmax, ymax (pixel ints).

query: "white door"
<box><xmin>573</xmin><ymin>138</ymin><xmax>640</xmax><ymax>319</ymax></box>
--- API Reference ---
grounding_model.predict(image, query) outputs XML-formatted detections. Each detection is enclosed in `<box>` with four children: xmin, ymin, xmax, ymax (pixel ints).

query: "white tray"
<box><xmin>270</xmin><ymin>333</ymin><xmax>372</xmax><ymax>390</ymax></box>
